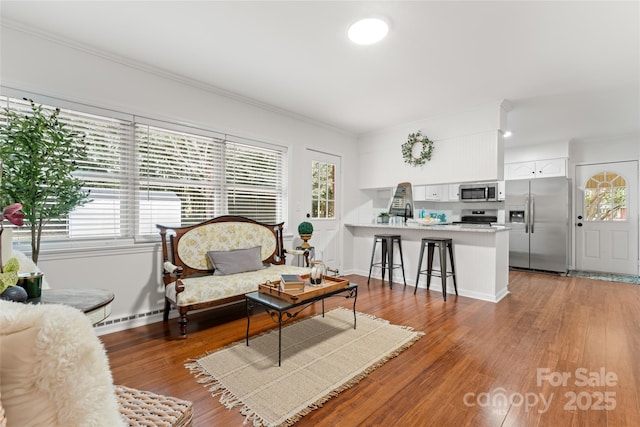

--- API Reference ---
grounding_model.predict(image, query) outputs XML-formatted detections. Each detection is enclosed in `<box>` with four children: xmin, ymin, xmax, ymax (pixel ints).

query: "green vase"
<box><xmin>17</xmin><ymin>272</ymin><xmax>44</xmax><ymax>299</ymax></box>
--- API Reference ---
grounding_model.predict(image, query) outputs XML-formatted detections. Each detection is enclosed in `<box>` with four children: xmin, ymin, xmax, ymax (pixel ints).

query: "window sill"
<box><xmin>14</xmin><ymin>240</ymin><xmax>159</xmax><ymax>262</ymax></box>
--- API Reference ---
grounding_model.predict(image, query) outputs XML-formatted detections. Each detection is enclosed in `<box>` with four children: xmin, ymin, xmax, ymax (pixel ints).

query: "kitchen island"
<box><xmin>345</xmin><ymin>222</ymin><xmax>509</xmax><ymax>302</ymax></box>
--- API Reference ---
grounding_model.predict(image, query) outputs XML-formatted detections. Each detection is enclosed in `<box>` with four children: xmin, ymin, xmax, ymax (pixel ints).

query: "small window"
<box><xmin>311</xmin><ymin>160</ymin><xmax>335</xmax><ymax>219</ymax></box>
<box><xmin>584</xmin><ymin>172</ymin><xmax>627</xmax><ymax>221</ymax></box>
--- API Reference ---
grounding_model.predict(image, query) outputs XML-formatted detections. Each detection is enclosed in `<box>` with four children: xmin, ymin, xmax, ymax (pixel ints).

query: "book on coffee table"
<box><xmin>280</xmin><ymin>274</ymin><xmax>305</xmax><ymax>291</ymax></box>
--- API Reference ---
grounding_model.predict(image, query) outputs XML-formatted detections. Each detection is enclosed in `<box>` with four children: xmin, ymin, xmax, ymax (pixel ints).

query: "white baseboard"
<box><xmin>94</xmin><ymin>309</ymin><xmax>169</xmax><ymax>336</ymax></box>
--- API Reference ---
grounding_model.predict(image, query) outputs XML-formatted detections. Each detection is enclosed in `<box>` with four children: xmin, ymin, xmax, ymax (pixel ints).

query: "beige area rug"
<box><xmin>186</xmin><ymin>307</ymin><xmax>424</xmax><ymax>427</ymax></box>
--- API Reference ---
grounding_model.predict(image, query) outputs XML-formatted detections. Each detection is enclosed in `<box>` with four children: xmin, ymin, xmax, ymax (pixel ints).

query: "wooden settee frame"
<box><xmin>157</xmin><ymin>215</ymin><xmax>287</xmax><ymax>336</ymax></box>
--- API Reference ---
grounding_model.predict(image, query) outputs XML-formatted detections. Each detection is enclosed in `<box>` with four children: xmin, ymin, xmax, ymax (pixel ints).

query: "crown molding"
<box><xmin>1</xmin><ymin>18</ymin><xmax>356</xmax><ymax>138</ymax></box>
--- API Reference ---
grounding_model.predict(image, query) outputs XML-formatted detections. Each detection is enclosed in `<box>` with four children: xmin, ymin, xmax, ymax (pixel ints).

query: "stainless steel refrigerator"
<box><xmin>505</xmin><ymin>177</ymin><xmax>570</xmax><ymax>273</ymax></box>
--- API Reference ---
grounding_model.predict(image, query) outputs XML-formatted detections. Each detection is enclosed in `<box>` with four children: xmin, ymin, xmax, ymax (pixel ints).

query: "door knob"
<box><xmin>577</xmin><ymin>215</ymin><xmax>583</xmax><ymax>220</ymax></box>
<box><xmin>577</xmin><ymin>223</ymin><xmax>583</xmax><ymax>227</ymax></box>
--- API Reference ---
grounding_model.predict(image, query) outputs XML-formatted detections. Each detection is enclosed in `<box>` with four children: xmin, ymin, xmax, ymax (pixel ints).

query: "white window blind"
<box><xmin>1</xmin><ymin>94</ymin><xmax>288</xmax><ymax>246</ymax></box>
<box><xmin>225</xmin><ymin>139</ymin><xmax>286</xmax><ymax>224</ymax></box>
<box><xmin>135</xmin><ymin>123</ymin><xmax>225</xmax><ymax>233</ymax></box>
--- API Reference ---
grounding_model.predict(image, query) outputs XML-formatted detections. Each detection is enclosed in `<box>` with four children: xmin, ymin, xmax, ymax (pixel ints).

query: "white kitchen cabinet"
<box><xmin>505</xmin><ymin>158</ymin><xmax>566</xmax><ymax>180</ymax></box>
<box><xmin>414</xmin><ymin>184</ymin><xmax>443</xmax><ymax>201</ymax></box>
<box><xmin>505</xmin><ymin>161</ymin><xmax>535</xmax><ymax>179</ymax></box>
<box><xmin>448</xmin><ymin>184</ymin><xmax>460</xmax><ymax>201</ymax></box>
<box><xmin>536</xmin><ymin>158</ymin><xmax>566</xmax><ymax>177</ymax></box>
<box><xmin>424</xmin><ymin>185</ymin><xmax>442</xmax><ymax>201</ymax></box>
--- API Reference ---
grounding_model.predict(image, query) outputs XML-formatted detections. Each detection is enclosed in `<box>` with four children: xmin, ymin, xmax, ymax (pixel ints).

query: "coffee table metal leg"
<box><xmin>278</xmin><ymin>311</ymin><xmax>283</xmax><ymax>367</ymax></box>
<box><xmin>352</xmin><ymin>287</ymin><xmax>358</xmax><ymax>329</ymax></box>
<box><xmin>246</xmin><ymin>298</ymin><xmax>251</xmax><ymax>346</ymax></box>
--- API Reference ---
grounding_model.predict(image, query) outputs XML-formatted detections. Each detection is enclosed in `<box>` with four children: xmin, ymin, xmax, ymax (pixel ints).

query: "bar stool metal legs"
<box><xmin>367</xmin><ymin>234</ymin><xmax>406</xmax><ymax>289</ymax></box>
<box><xmin>415</xmin><ymin>237</ymin><xmax>458</xmax><ymax>300</ymax></box>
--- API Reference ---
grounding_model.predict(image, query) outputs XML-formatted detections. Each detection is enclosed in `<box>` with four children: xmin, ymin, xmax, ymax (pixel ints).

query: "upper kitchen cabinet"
<box><xmin>449</xmin><ymin>183</ymin><xmax>460</xmax><ymax>201</ymax></box>
<box><xmin>414</xmin><ymin>184</ymin><xmax>461</xmax><ymax>202</ymax></box>
<box><xmin>414</xmin><ymin>184</ymin><xmax>443</xmax><ymax>201</ymax></box>
<box><xmin>504</xmin><ymin>158</ymin><xmax>567</xmax><ymax>180</ymax></box>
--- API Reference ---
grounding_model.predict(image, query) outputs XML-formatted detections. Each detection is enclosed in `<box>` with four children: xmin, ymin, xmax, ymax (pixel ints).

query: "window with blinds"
<box><xmin>225</xmin><ymin>140</ymin><xmax>285</xmax><ymax>224</ymax></box>
<box><xmin>1</xmin><ymin>97</ymin><xmax>133</xmax><ymax>244</ymax></box>
<box><xmin>0</xmin><ymin>95</ymin><xmax>287</xmax><ymax>246</ymax></box>
<box><xmin>135</xmin><ymin>123</ymin><xmax>225</xmax><ymax>234</ymax></box>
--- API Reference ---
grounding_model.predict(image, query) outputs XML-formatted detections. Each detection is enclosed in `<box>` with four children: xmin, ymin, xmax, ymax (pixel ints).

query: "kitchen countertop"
<box><xmin>345</xmin><ymin>222</ymin><xmax>509</xmax><ymax>233</ymax></box>
<box><xmin>345</xmin><ymin>220</ymin><xmax>510</xmax><ymax>302</ymax></box>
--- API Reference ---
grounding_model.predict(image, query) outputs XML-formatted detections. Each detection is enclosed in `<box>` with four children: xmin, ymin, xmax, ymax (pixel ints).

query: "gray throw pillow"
<box><xmin>207</xmin><ymin>246</ymin><xmax>265</xmax><ymax>276</ymax></box>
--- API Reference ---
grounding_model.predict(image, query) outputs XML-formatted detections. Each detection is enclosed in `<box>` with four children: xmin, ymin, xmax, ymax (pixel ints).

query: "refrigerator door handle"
<box><xmin>531</xmin><ymin>196</ymin><xmax>535</xmax><ymax>233</ymax></box>
<box><xmin>525</xmin><ymin>196</ymin><xmax>529</xmax><ymax>233</ymax></box>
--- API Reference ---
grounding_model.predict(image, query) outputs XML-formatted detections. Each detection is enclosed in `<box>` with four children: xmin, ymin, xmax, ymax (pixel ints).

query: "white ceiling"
<box><xmin>1</xmin><ymin>1</ymin><xmax>639</xmax><ymax>146</ymax></box>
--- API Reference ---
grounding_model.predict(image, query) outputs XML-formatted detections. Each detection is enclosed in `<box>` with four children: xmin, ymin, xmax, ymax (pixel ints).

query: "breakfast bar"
<box><xmin>345</xmin><ymin>222</ymin><xmax>510</xmax><ymax>302</ymax></box>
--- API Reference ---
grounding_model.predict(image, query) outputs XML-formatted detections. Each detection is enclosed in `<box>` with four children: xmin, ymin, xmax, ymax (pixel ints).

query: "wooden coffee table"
<box><xmin>245</xmin><ymin>282</ymin><xmax>358</xmax><ymax>366</ymax></box>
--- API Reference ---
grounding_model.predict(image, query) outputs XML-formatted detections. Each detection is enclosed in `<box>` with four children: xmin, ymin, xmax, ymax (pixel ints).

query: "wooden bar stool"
<box><xmin>367</xmin><ymin>234</ymin><xmax>406</xmax><ymax>288</ymax></box>
<box><xmin>415</xmin><ymin>237</ymin><xmax>458</xmax><ymax>300</ymax></box>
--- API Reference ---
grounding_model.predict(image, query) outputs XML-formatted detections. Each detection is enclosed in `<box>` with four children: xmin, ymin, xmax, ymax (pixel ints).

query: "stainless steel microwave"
<box><xmin>459</xmin><ymin>182</ymin><xmax>498</xmax><ymax>202</ymax></box>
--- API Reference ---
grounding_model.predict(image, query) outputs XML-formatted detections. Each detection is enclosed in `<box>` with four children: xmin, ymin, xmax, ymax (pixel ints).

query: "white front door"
<box><xmin>576</xmin><ymin>161</ymin><xmax>638</xmax><ymax>275</ymax></box>
<box><xmin>303</xmin><ymin>149</ymin><xmax>341</xmax><ymax>273</ymax></box>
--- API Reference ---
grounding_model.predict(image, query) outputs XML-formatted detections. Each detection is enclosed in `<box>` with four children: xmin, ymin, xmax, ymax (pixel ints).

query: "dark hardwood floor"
<box><xmin>101</xmin><ymin>271</ymin><xmax>640</xmax><ymax>426</ymax></box>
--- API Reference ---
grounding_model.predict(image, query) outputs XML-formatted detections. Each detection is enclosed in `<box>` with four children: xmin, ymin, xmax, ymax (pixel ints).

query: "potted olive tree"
<box><xmin>0</xmin><ymin>99</ymin><xmax>91</xmax><ymax>263</ymax></box>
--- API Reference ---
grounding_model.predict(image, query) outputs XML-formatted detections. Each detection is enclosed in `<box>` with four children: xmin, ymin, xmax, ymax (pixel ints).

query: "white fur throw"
<box><xmin>0</xmin><ymin>300</ymin><xmax>124</xmax><ymax>426</ymax></box>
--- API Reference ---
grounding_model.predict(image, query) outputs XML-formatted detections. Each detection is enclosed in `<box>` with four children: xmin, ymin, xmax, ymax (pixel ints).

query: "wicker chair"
<box><xmin>116</xmin><ymin>385</ymin><xmax>193</xmax><ymax>427</ymax></box>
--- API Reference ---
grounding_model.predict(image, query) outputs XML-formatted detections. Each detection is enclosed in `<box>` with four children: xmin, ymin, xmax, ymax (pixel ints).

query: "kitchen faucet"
<box><xmin>403</xmin><ymin>203</ymin><xmax>412</xmax><ymax>223</ymax></box>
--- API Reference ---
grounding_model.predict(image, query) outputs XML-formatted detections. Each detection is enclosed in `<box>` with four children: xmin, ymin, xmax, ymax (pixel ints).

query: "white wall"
<box><xmin>570</xmin><ymin>135</ymin><xmax>640</xmax><ymax>166</ymax></box>
<box><xmin>356</xmin><ymin>100</ymin><xmax>507</xmax><ymax>190</ymax></box>
<box><xmin>504</xmin><ymin>140</ymin><xmax>570</xmax><ymax>164</ymax></box>
<box><xmin>1</xmin><ymin>26</ymin><xmax>359</xmax><ymax>333</ymax></box>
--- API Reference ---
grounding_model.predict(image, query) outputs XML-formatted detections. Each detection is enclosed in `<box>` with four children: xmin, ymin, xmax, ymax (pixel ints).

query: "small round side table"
<box><xmin>28</xmin><ymin>288</ymin><xmax>114</xmax><ymax>325</ymax></box>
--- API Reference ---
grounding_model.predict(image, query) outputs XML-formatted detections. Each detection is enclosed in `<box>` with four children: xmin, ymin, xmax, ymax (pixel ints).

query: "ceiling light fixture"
<box><xmin>348</xmin><ymin>18</ymin><xmax>389</xmax><ymax>45</ymax></box>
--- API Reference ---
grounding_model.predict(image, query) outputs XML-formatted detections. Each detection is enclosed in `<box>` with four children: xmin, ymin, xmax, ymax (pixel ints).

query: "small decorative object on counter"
<box><xmin>309</xmin><ymin>260</ymin><xmax>326</xmax><ymax>285</ymax></box>
<box><xmin>298</xmin><ymin>221</ymin><xmax>314</xmax><ymax>248</ymax></box>
<box><xmin>378</xmin><ymin>212</ymin><xmax>390</xmax><ymax>224</ymax></box>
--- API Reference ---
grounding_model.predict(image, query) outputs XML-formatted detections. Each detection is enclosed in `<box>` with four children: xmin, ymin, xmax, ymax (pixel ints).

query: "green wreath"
<box><xmin>401</xmin><ymin>131</ymin><xmax>434</xmax><ymax>166</ymax></box>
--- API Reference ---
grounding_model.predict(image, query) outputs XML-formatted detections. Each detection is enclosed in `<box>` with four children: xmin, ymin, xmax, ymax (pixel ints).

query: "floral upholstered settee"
<box><xmin>157</xmin><ymin>215</ymin><xmax>309</xmax><ymax>336</ymax></box>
